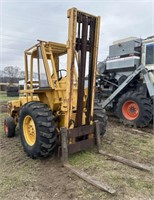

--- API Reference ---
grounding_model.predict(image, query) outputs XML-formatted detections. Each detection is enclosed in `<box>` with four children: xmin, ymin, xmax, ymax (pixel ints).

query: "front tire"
<box><xmin>116</xmin><ymin>91</ymin><xmax>152</xmax><ymax>127</ymax></box>
<box><xmin>19</xmin><ymin>101</ymin><xmax>57</xmax><ymax>158</ymax></box>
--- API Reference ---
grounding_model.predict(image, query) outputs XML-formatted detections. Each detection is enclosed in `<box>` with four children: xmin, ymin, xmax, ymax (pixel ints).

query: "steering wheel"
<box><xmin>57</xmin><ymin>69</ymin><xmax>67</xmax><ymax>80</ymax></box>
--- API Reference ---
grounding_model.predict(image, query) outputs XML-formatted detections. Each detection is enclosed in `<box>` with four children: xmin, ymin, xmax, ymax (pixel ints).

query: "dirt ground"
<box><xmin>0</xmin><ymin>101</ymin><xmax>153</xmax><ymax>200</ymax></box>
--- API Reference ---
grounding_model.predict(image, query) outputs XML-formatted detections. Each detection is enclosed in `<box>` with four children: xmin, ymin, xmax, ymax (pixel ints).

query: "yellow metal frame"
<box><xmin>8</xmin><ymin>8</ymin><xmax>100</xmax><ymax>131</ymax></box>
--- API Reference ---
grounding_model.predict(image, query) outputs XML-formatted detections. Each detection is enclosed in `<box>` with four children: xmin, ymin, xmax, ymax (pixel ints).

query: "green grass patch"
<box><xmin>0</xmin><ymin>91</ymin><xmax>6</xmax><ymax>95</ymax></box>
<box><xmin>126</xmin><ymin>177</ymin><xmax>153</xmax><ymax>192</ymax></box>
<box><xmin>0</xmin><ymin>159</ymin><xmax>39</xmax><ymax>198</ymax></box>
<box><xmin>0</xmin><ymin>91</ymin><xmax>18</xmax><ymax>102</ymax></box>
<box><xmin>102</xmin><ymin>128</ymin><xmax>154</xmax><ymax>160</ymax></box>
<box><xmin>69</xmin><ymin>149</ymin><xmax>98</xmax><ymax>167</ymax></box>
<box><xmin>0</xmin><ymin>112</ymin><xmax>7</xmax><ymax>136</ymax></box>
<box><xmin>0</xmin><ymin>175</ymin><xmax>23</xmax><ymax>195</ymax></box>
<box><xmin>123</xmin><ymin>135</ymin><xmax>154</xmax><ymax>157</ymax></box>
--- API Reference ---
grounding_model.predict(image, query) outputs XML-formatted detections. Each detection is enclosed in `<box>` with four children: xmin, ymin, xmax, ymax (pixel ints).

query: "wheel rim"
<box><xmin>4</xmin><ymin>121</ymin><xmax>8</xmax><ymax>135</ymax></box>
<box><xmin>23</xmin><ymin>115</ymin><xmax>36</xmax><ymax>146</ymax></box>
<box><xmin>122</xmin><ymin>100</ymin><xmax>139</xmax><ymax>120</ymax></box>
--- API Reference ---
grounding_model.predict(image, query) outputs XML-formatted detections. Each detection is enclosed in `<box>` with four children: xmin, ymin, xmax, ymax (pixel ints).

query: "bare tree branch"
<box><xmin>2</xmin><ymin>66</ymin><xmax>21</xmax><ymax>84</ymax></box>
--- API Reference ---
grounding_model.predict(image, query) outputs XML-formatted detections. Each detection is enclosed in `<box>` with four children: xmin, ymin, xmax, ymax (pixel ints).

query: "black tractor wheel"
<box><xmin>94</xmin><ymin>101</ymin><xmax>108</xmax><ymax>136</ymax></box>
<box><xmin>4</xmin><ymin>117</ymin><xmax>16</xmax><ymax>137</ymax></box>
<box><xmin>19</xmin><ymin>101</ymin><xmax>57</xmax><ymax>158</ymax></box>
<box><xmin>116</xmin><ymin>91</ymin><xmax>152</xmax><ymax>127</ymax></box>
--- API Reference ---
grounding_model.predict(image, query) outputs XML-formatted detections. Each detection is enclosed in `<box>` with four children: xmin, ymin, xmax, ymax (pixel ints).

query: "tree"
<box><xmin>20</xmin><ymin>70</ymin><xmax>25</xmax><ymax>79</ymax></box>
<box><xmin>2</xmin><ymin>66</ymin><xmax>21</xmax><ymax>84</ymax></box>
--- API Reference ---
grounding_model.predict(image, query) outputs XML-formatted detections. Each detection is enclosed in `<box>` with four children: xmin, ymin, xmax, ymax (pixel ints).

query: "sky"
<box><xmin>0</xmin><ymin>0</ymin><xmax>154</xmax><ymax>70</ymax></box>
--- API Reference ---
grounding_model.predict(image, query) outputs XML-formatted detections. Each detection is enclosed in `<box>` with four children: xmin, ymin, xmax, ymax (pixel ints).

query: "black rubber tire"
<box><xmin>94</xmin><ymin>101</ymin><xmax>108</xmax><ymax>136</ymax></box>
<box><xmin>19</xmin><ymin>101</ymin><xmax>57</xmax><ymax>159</ymax></box>
<box><xmin>116</xmin><ymin>91</ymin><xmax>153</xmax><ymax>127</ymax></box>
<box><xmin>7</xmin><ymin>91</ymin><xmax>19</xmax><ymax>97</ymax></box>
<box><xmin>7</xmin><ymin>86</ymin><xmax>19</xmax><ymax>92</ymax></box>
<box><xmin>4</xmin><ymin>117</ymin><xmax>16</xmax><ymax>137</ymax></box>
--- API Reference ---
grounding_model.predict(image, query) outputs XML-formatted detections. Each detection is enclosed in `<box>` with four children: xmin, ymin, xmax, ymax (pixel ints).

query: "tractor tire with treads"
<box><xmin>4</xmin><ymin>117</ymin><xmax>16</xmax><ymax>137</ymax></box>
<box><xmin>94</xmin><ymin>101</ymin><xmax>108</xmax><ymax>136</ymax></box>
<box><xmin>116</xmin><ymin>91</ymin><xmax>152</xmax><ymax>127</ymax></box>
<box><xmin>19</xmin><ymin>101</ymin><xmax>57</xmax><ymax>158</ymax></box>
<box><xmin>7</xmin><ymin>86</ymin><xmax>19</xmax><ymax>92</ymax></box>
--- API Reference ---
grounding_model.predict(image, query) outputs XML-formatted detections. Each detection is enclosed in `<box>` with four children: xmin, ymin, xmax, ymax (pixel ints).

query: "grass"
<box><xmin>69</xmin><ymin>122</ymin><xmax>154</xmax><ymax>199</ymax></box>
<box><xmin>101</xmin><ymin>123</ymin><xmax>154</xmax><ymax>164</ymax></box>
<box><xmin>0</xmin><ymin>112</ymin><xmax>7</xmax><ymax>135</ymax></box>
<box><xmin>0</xmin><ymin>112</ymin><xmax>7</xmax><ymax>117</ymax></box>
<box><xmin>0</xmin><ymin>159</ymin><xmax>40</xmax><ymax>198</ymax></box>
<box><xmin>0</xmin><ymin>97</ymin><xmax>153</xmax><ymax>199</ymax></box>
<box><xmin>69</xmin><ymin>150</ymin><xmax>99</xmax><ymax>167</ymax></box>
<box><xmin>69</xmin><ymin>150</ymin><xmax>154</xmax><ymax>198</ymax></box>
<box><xmin>126</xmin><ymin>177</ymin><xmax>153</xmax><ymax>190</ymax></box>
<box><xmin>0</xmin><ymin>91</ymin><xmax>18</xmax><ymax>102</ymax></box>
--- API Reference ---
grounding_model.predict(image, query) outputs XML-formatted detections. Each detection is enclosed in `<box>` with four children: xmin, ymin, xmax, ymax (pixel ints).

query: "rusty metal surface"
<box><xmin>68</xmin><ymin>138</ymin><xmax>95</xmax><ymax>154</ymax></box>
<box><xmin>67</xmin><ymin>125</ymin><xmax>94</xmax><ymax>138</ymax></box>
<box><xmin>61</xmin><ymin>127</ymin><xmax>68</xmax><ymax>164</ymax></box>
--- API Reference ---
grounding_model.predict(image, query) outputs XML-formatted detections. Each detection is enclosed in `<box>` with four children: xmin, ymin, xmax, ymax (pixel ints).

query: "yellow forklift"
<box><xmin>4</xmin><ymin>8</ymin><xmax>107</xmax><ymax>159</ymax></box>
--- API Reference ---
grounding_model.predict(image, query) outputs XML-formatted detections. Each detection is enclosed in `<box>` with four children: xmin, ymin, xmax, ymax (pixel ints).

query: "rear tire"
<box><xmin>4</xmin><ymin>117</ymin><xmax>16</xmax><ymax>137</ymax></box>
<box><xmin>116</xmin><ymin>91</ymin><xmax>152</xmax><ymax>127</ymax></box>
<box><xmin>94</xmin><ymin>101</ymin><xmax>108</xmax><ymax>135</ymax></box>
<box><xmin>19</xmin><ymin>101</ymin><xmax>57</xmax><ymax>158</ymax></box>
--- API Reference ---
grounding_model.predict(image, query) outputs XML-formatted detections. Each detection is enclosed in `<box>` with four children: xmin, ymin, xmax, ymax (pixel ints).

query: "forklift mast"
<box><xmin>66</xmin><ymin>8</ymin><xmax>100</xmax><ymax>128</ymax></box>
